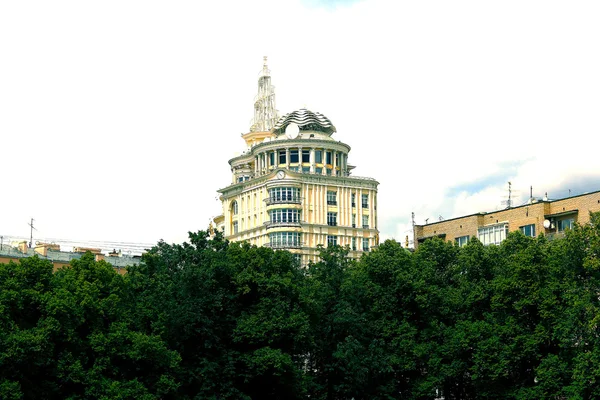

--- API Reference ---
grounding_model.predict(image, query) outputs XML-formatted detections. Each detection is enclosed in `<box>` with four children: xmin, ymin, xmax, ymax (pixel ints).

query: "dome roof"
<box><xmin>272</xmin><ymin>108</ymin><xmax>336</xmax><ymax>136</ymax></box>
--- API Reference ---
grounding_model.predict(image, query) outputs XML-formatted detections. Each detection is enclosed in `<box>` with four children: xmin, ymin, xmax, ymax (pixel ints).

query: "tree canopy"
<box><xmin>3</xmin><ymin>215</ymin><xmax>600</xmax><ymax>399</ymax></box>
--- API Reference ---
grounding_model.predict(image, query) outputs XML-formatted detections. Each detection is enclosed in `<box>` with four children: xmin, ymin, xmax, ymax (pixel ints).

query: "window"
<box><xmin>326</xmin><ymin>168</ymin><xmax>332</xmax><ymax>176</ymax></box>
<box><xmin>233</xmin><ymin>221</ymin><xmax>239</xmax><ymax>234</ymax></box>
<box><xmin>279</xmin><ymin>150</ymin><xmax>286</xmax><ymax>165</ymax></box>
<box><xmin>290</xmin><ymin>149</ymin><xmax>299</xmax><ymax>163</ymax></box>
<box><xmin>361</xmin><ymin>194</ymin><xmax>368</xmax><ymax>208</ymax></box>
<box><xmin>269</xmin><ymin>232</ymin><xmax>301</xmax><ymax>248</ymax></box>
<box><xmin>362</xmin><ymin>238</ymin><xmax>369</xmax><ymax>252</ymax></box>
<box><xmin>327</xmin><ymin>191</ymin><xmax>337</xmax><ymax>205</ymax></box>
<box><xmin>231</xmin><ymin>201</ymin><xmax>238</xmax><ymax>215</ymax></box>
<box><xmin>351</xmin><ymin>193</ymin><xmax>356</xmax><ymax>207</ymax></box>
<box><xmin>315</xmin><ymin>150</ymin><xmax>323</xmax><ymax>163</ymax></box>
<box><xmin>335</xmin><ymin>153</ymin><xmax>339</xmax><ymax>165</ymax></box>
<box><xmin>352</xmin><ymin>214</ymin><xmax>356</xmax><ymax>228</ymax></box>
<box><xmin>315</xmin><ymin>167</ymin><xmax>323</xmax><ymax>174</ymax></box>
<box><xmin>326</xmin><ymin>151</ymin><xmax>332</xmax><ymax>165</ymax></box>
<box><xmin>520</xmin><ymin>224</ymin><xmax>536</xmax><ymax>237</ymax></box>
<box><xmin>477</xmin><ymin>223</ymin><xmax>508</xmax><ymax>246</ymax></box>
<box><xmin>455</xmin><ymin>235</ymin><xmax>469</xmax><ymax>247</ymax></box>
<box><xmin>302</xmin><ymin>166</ymin><xmax>310</xmax><ymax>174</ymax></box>
<box><xmin>557</xmin><ymin>218</ymin><xmax>574</xmax><ymax>232</ymax></box>
<box><xmin>327</xmin><ymin>212</ymin><xmax>337</xmax><ymax>226</ymax></box>
<box><xmin>268</xmin><ymin>187</ymin><xmax>301</xmax><ymax>203</ymax></box>
<box><xmin>302</xmin><ymin>149</ymin><xmax>310</xmax><ymax>163</ymax></box>
<box><xmin>269</xmin><ymin>209</ymin><xmax>301</xmax><ymax>224</ymax></box>
<box><xmin>327</xmin><ymin>235</ymin><xmax>337</xmax><ymax>247</ymax></box>
<box><xmin>362</xmin><ymin>215</ymin><xmax>369</xmax><ymax>229</ymax></box>
<box><xmin>269</xmin><ymin>152</ymin><xmax>275</xmax><ymax>166</ymax></box>
<box><xmin>351</xmin><ymin>237</ymin><xmax>357</xmax><ymax>251</ymax></box>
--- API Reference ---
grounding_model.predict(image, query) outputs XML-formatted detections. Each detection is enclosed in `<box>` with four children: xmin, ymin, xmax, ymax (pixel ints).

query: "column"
<box><xmin>298</xmin><ymin>146</ymin><xmax>303</xmax><ymax>173</ymax></box>
<box><xmin>333</xmin><ymin>151</ymin><xmax>338</xmax><ymax>176</ymax></box>
<box><xmin>310</xmin><ymin>148</ymin><xmax>315</xmax><ymax>173</ymax></box>
<box><xmin>286</xmin><ymin>148</ymin><xmax>290</xmax><ymax>170</ymax></box>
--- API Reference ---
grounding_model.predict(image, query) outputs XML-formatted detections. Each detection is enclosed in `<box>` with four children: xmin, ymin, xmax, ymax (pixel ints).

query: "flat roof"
<box><xmin>415</xmin><ymin>189</ymin><xmax>600</xmax><ymax>228</ymax></box>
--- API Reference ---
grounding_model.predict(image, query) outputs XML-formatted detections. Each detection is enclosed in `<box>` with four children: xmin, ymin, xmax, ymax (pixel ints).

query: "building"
<box><xmin>0</xmin><ymin>240</ymin><xmax>140</xmax><ymax>274</ymax></box>
<box><xmin>215</xmin><ymin>58</ymin><xmax>379</xmax><ymax>265</ymax></box>
<box><xmin>414</xmin><ymin>190</ymin><xmax>600</xmax><ymax>248</ymax></box>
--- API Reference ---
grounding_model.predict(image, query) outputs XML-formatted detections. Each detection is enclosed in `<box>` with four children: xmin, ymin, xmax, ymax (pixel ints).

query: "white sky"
<box><xmin>1</xmin><ymin>0</ymin><xmax>599</xmax><ymax>247</ymax></box>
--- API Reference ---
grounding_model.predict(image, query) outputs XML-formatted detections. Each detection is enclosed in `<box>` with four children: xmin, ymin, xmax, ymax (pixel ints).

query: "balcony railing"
<box><xmin>327</xmin><ymin>222</ymin><xmax>337</xmax><ymax>226</ymax></box>
<box><xmin>264</xmin><ymin>242</ymin><xmax>304</xmax><ymax>250</ymax></box>
<box><xmin>264</xmin><ymin>196</ymin><xmax>302</xmax><ymax>205</ymax></box>
<box><xmin>327</xmin><ymin>200</ymin><xmax>337</xmax><ymax>206</ymax></box>
<box><xmin>264</xmin><ymin>221</ymin><xmax>303</xmax><ymax>229</ymax></box>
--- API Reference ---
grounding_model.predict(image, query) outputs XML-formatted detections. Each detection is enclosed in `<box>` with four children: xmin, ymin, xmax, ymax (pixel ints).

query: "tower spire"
<box><xmin>250</xmin><ymin>56</ymin><xmax>279</xmax><ymax>132</ymax></box>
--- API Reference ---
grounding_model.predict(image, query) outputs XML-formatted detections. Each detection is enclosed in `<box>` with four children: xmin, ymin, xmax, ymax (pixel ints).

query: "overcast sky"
<box><xmin>1</xmin><ymin>0</ymin><xmax>599</xmax><ymax>248</ymax></box>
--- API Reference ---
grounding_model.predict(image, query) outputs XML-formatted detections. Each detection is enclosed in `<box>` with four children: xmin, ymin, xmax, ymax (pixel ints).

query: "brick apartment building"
<box><xmin>414</xmin><ymin>190</ymin><xmax>600</xmax><ymax>248</ymax></box>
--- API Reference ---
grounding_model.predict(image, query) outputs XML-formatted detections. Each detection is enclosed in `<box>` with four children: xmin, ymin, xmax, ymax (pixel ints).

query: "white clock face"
<box><xmin>277</xmin><ymin>171</ymin><xmax>285</xmax><ymax>179</ymax></box>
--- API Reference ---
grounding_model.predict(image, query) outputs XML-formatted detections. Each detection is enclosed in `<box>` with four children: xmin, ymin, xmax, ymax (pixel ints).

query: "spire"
<box><xmin>250</xmin><ymin>56</ymin><xmax>279</xmax><ymax>132</ymax></box>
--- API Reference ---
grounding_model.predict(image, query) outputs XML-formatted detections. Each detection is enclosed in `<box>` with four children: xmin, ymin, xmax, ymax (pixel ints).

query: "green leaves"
<box><xmin>4</xmin><ymin>214</ymin><xmax>600</xmax><ymax>398</ymax></box>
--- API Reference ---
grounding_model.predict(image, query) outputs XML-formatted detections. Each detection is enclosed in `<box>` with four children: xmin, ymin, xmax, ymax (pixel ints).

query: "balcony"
<box><xmin>327</xmin><ymin>222</ymin><xmax>337</xmax><ymax>227</ymax></box>
<box><xmin>327</xmin><ymin>200</ymin><xmax>337</xmax><ymax>206</ymax></box>
<box><xmin>264</xmin><ymin>196</ymin><xmax>302</xmax><ymax>206</ymax></box>
<box><xmin>264</xmin><ymin>242</ymin><xmax>303</xmax><ymax>250</ymax></box>
<box><xmin>264</xmin><ymin>220</ymin><xmax>302</xmax><ymax>229</ymax></box>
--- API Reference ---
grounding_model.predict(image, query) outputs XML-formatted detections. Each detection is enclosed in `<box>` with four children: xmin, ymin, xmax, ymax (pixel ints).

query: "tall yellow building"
<box><xmin>216</xmin><ymin>58</ymin><xmax>379</xmax><ymax>265</ymax></box>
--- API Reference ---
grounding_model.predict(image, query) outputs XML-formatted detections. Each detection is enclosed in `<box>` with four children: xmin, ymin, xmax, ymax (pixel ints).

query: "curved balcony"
<box><xmin>264</xmin><ymin>196</ymin><xmax>302</xmax><ymax>206</ymax></box>
<box><xmin>264</xmin><ymin>220</ymin><xmax>303</xmax><ymax>230</ymax></box>
<box><xmin>264</xmin><ymin>242</ymin><xmax>304</xmax><ymax>250</ymax></box>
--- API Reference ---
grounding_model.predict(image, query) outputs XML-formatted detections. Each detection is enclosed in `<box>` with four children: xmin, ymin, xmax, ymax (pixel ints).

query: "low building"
<box><xmin>414</xmin><ymin>190</ymin><xmax>600</xmax><ymax>248</ymax></box>
<box><xmin>0</xmin><ymin>241</ymin><xmax>140</xmax><ymax>274</ymax></box>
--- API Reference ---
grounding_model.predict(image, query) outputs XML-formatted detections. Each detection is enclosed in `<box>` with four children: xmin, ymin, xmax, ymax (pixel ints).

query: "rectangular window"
<box><xmin>302</xmin><ymin>166</ymin><xmax>310</xmax><ymax>174</ymax></box>
<box><xmin>327</xmin><ymin>191</ymin><xmax>337</xmax><ymax>205</ymax></box>
<box><xmin>557</xmin><ymin>218</ymin><xmax>574</xmax><ymax>232</ymax></box>
<box><xmin>233</xmin><ymin>221</ymin><xmax>239</xmax><ymax>234</ymax></box>
<box><xmin>327</xmin><ymin>235</ymin><xmax>337</xmax><ymax>247</ymax></box>
<box><xmin>477</xmin><ymin>223</ymin><xmax>508</xmax><ymax>246</ymax></box>
<box><xmin>315</xmin><ymin>150</ymin><xmax>323</xmax><ymax>163</ymax></box>
<box><xmin>326</xmin><ymin>151</ymin><xmax>332</xmax><ymax>165</ymax></box>
<box><xmin>520</xmin><ymin>224</ymin><xmax>536</xmax><ymax>237</ymax></box>
<box><xmin>326</xmin><ymin>168</ymin><xmax>332</xmax><ymax>176</ymax></box>
<box><xmin>361</xmin><ymin>194</ymin><xmax>368</xmax><ymax>208</ymax></box>
<box><xmin>351</xmin><ymin>193</ymin><xmax>356</xmax><ymax>207</ymax></box>
<box><xmin>290</xmin><ymin>149</ymin><xmax>299</xmax><ymax>163</ymax></box>
<box><xmin>302</xmin><ymin>149</ymin><xmax>310</xmax><ymax>163</ymax></box>
<box><xmin>315</xmin><ymin>167</ymin><xmax>323</xmax><ymax>175</ymax></box>
<box><xmin>327</xmin><ymin>212</ymin><xmax>337</xmax><ymax>226</ymax></box>
<box><xmin>269</xmin><ymin>152</ymin><xmax>275</xmax><ymax>166</ymax></box>
<box><xmin>352</xmin><ymin>214</ymin><xmax>356</xmax><ymax>228</ymax></box>
<box><xmin>351</xmin><ymin>237</ymin><xmax>357</xmax><ymax>251</ymax></box>
<box><xmin>362</xmin><ymin>238</ymin><xmax>369</xmax><ymax>252</ymax></box>
<box><xmin>455</xmin><ymin>235</ymin><xmax>469</xmax><ymax>247</ymax></box>
<box><xmin>279</xmin><ymin>150</ymin><xmax>286</xmax><ymax>165</ymax></box>
<box><xmin>362</xmin><ymin>215</ymin><xmax>369</xmax><ymax>229</ymax></box>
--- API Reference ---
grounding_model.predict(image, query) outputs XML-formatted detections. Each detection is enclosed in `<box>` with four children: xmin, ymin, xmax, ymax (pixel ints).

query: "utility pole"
<box><xmin>28</xmin><ymin>218</ymin><xmax>36</xmax><ymax>248</ymax></box>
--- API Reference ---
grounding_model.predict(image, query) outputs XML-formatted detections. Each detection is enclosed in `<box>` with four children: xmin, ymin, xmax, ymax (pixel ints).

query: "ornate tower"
<box><xmin>249</xmin><ymin>56</ymin><xmax>279</xmax><ymax>133</ymax></box>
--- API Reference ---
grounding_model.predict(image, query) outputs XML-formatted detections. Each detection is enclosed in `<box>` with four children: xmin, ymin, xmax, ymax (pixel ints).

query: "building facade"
<box><xmin>414</xmin><ymin>190</ymin><xmax>600</xmax><ymax>248</ymax></box>
<box><xmin>216</xmin><ymin>59</ymin><xmax>379</xmax><ymax>265</ymax></box>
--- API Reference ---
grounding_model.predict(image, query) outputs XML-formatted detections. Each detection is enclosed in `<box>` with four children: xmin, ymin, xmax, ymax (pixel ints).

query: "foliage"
<box><xmin>4</xmin><ymin>213</ymin><xmax>600</xmax><ymax>398</ymax></box>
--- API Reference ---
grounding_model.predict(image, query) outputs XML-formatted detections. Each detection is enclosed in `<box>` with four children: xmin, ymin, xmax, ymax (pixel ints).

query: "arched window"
<box><xmin>231</xmin><ymin>200</ymin><xmax>238</xmax><ymax>215</ymax></box>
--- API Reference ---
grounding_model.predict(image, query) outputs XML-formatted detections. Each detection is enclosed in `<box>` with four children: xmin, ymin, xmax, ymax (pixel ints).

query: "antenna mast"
<box><xmin>249</xmin><ymin>56</ymin><xmax>279</xmax><ymax>133</ymax></box>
